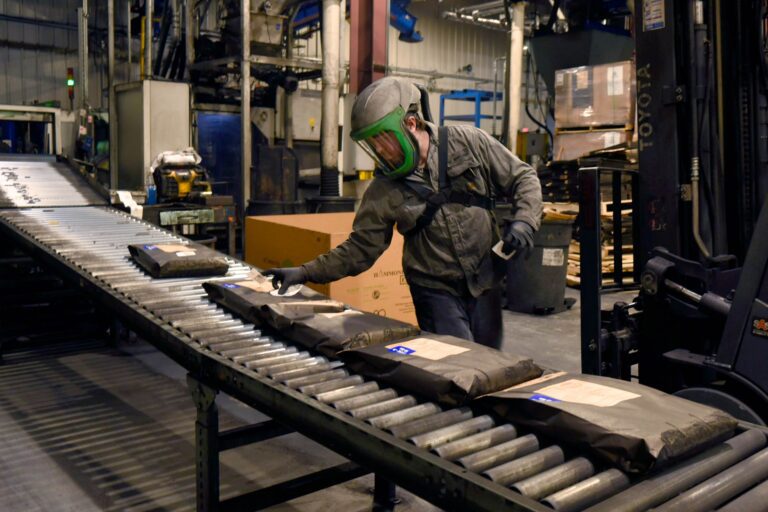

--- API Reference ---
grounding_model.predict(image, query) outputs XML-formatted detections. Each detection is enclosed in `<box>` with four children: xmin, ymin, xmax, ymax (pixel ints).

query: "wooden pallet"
<box><xmin>566</xmin><ymin>274</ymin><xmax>636</xmax><ymax>287</ymax></box>
<box><xmin>600</xmin><ymin>198</ymin><xmax>633</xmax><ymax>215</ymax></box>
<box><xmin>569</xmin><ymin>242</ymin><xmax>633</xmax><ymax>258</ymax></box>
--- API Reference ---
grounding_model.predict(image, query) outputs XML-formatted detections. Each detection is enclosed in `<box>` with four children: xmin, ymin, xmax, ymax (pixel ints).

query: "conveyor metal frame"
<box><xmin>0</xmin><ymin>208</ymin><xmax>548</xmax><ymax>512</ymax></box>
<box><xmin>5</xmin><ymin>155</ymin><xmax>768</xmax><ymax>511</ymax></box>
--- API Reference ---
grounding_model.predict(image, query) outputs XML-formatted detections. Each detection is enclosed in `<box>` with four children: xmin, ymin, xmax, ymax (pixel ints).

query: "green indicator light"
<box><xmin>67</xmin><ymin>79</ymin><xmax>75</xmax><ymax>86</ymax></box>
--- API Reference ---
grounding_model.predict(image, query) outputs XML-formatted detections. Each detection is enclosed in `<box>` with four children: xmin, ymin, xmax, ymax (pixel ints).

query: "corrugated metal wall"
<box><xmin>387</xmin><ymin>1</ymin><xmax>547</xmax><ymax>137</ymax></box>
<box><xmin>388</xmin><ymin>1</ymin><xmax>507</xmax><ymax>135</ymax></box>
<box><xmin>1</xmin><ymin>0</ymin><xmax>78</xmax><ymax>106</ymax></box>
<box><xmin>0</xmin><ymin>1</ymin><xmax>548</xmax><ymax>140</ymax></box>
<box><xmin>0</xmin><ymin>0</ymin><xmax>132</xmax><ymax>109</ymax></box>
<box><xmin>295</xmin><ymin>2</ymin><xmax>547</xmax><ymax>137</ymax></box>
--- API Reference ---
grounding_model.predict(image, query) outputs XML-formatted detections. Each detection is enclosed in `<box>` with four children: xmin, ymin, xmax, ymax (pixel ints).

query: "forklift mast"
<box><xmin>594</xmin><ymin>0</ymin><xmax>768</xmax><ymax>423</ymax></box>
<box><xmin>634</xmin><ymin>0</ymin><xmax>768</xmax><ymax>265</ymax></box>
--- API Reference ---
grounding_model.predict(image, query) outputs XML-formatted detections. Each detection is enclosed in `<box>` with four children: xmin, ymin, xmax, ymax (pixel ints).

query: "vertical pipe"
<box><xmin>77</xmin><ymin>2</ymin><xmax>89</xmax><ymax>110</ymax></box>
<box><xmin>689</xmin><ymin>0</ymin><xmax>710</xmax><ymax>258</ymax></box>
<box><xmin>127</xmin><ymin>0</ymin><xmax>132</xmax><ymax>81</ymax></box>
<box><xmin>285</xmin><ymin>11</ymin><xmax>295</xmax><ymax>150</ymax></box>
<box><xmin>492</xmin><ymin>58</ymin><xmax>501</xmax><ymax>137</ymax></box>
<box><xmin>171</xmin><ymin>0</ymin><xmax>181</xmax><ymax>39</ymax></box>
<box><xmin>145</xmin><ymin>0</ymin><xmax>153</xmax><ymax>79</ymax></box>
<box><xmin>109</xmin><ymin>0</ymin><xmax>118</xmax><ymax>192</ymax></box>
<box><xmin>320</xmin><ymin>0</ymin><xmax>341</xmax><ymax>196</ymax></box>
<box><xmin>185</xmin><ymin>0</ymin><xmax>195</xmax><ymax>79</ymax></box>
<box><xmin>507</xmin><ymin>2</ymin><xmax>525</xmax><ymax>152</ymax></box>
<box><xmin>242</xmin><ymin>0</ymin><xmax>252</xmax><ymax>208</ymax></box>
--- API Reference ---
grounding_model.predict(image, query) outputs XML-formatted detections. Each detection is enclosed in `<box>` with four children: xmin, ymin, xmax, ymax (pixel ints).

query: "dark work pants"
<box><xmin>409</xmin><ymin>283</ymin><xmax>503</xmax><ymax>349</ymax></box>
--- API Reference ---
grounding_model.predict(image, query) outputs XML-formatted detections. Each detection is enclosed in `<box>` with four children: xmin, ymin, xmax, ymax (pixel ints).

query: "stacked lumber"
<box><xmin>561</xmin><ymin>202</ymin><xmax>634</xmax><ymax>288</ymax></box>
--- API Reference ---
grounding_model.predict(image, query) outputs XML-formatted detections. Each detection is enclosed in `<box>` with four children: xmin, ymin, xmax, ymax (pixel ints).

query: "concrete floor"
<box><xmin>0</xmin><ymin>287</ymin><xmax>637</xmax><ymax>511</ymax></box>
<box><xmin>501</xmin><ymin>287</ymin><xmax>638</xmax><ymax>373</ymax></box>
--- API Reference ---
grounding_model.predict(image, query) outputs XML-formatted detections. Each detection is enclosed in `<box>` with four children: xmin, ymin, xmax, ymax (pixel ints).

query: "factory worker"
<box><xmin>265</xmin><ymin>76</ymin><xmax>542</xmax><ymax>349</ymax></box>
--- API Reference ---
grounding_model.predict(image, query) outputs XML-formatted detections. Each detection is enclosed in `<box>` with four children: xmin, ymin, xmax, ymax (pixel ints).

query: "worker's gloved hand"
<box><xmin>262</xmin><ymin>266</ymin><xmax>308</xmax><ymax>295</ymax></box>
<box><xmin>501</xmin><ymin>220</ymin><xmax>535</xmax><ymax>257</ymax></box>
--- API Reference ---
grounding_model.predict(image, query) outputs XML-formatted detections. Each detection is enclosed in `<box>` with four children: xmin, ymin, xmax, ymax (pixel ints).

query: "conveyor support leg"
<box><xmin>188</xmin><ymin>373</ymin><xmax>220</xmax><ymax>512</ymax></box>
<box><xmin>373</xmin><ymin>474</ymin><xmax>398</xmax><ymax>512</ymax></box>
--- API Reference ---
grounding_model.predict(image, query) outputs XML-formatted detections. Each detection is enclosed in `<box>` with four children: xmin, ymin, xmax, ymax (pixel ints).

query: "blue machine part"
<box><xmin>197</xmin><ymin>112</ymin><xmax>243</xmax><ymax>209</ymax></box>
<box><xmin>0</xmin><ymin>120</ymin><xmax>50</xmax><ymax>154</ymax></box>
<box><xmin>292</xmin><ymin>0</ymin><xmax>422</xmax><ymax>43</ymax></box>
<box><xmin>390</xmin><ymin>0</ymin><xmax>423</xmax><ymax>43</ymax></box>
<box><xmin>293</xmin><ymin>1</ymin><xmax>321</xmax><ymax>33</ymax></box>
<box><xmin>0</xmin><ymin>121</ymin><xmax>17</xmax><ymax>152</ymax></box>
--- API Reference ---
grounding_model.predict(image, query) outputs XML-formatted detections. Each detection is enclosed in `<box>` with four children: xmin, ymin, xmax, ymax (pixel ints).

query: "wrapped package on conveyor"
<box><xmin>339</xmin><ymin>334</ymin><xmax>543</xmax><ymax>406</ymax></box>
<box><xmin>129</xmin><ymin>242</ymin><xmax>229</xmax><ymax>278</ymax></box>
<box><xmin>478</xmin><ymin>371</ymin><xmax>738</xmax><ymax>474</ymax></box>
<box><xmin>203</xmin><ymin>276</ymin><xmax>420</xmax><ymax>357</ymax></box>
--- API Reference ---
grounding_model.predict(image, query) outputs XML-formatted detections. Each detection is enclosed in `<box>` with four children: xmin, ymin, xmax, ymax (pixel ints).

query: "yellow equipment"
<box><xmin>153</xmin><ymin>166</ymin><xmax>212</xmax><ymax>202</ymax></box>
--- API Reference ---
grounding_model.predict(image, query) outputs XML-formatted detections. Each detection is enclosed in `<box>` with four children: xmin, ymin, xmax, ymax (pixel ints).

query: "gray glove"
<box><xmin>502</xmin><ymin>220</ymin><xmax>535</xmax><ymax>256</ymax></box>
<box><xmin>262</xmin><ymin>266</ymin><xmax>308</xmax><ymax>294</ymax></box>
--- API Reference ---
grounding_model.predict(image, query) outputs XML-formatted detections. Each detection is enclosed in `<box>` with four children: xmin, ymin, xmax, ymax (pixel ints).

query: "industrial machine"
<box><xmin>0</xmin><ymin>105</ymin><xmax>63</xmax><ymax>156</ymax></box>
<box><xmin>596</xmin><ymin>205</ymin><xmax>768</xmax><ymax>424</ymax></box>
<box><xmin>153</xmin><ymin>164</ymin><xmax>213</xmax><ymax>203</ymax></box>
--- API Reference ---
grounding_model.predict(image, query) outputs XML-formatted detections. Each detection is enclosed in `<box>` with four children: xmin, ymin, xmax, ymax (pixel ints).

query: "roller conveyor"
<box><xmin>0</xmin><ymin>157</ymin><xmax>105</xmax><ymax>207</ymax></box>
<box><xmin>2</xmin><ymin>158</ymin><xmax>768</xmax><ymax>511</ymax></box>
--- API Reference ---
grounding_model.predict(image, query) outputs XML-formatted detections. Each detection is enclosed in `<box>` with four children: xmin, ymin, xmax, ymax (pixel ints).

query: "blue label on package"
<box><xmin>387</xmin><ymin>346</ymin><xmax>415</xmax><ymax>356</ymax></box>
<box><xmin>222</xmin><ymin>283</ymin><xmax>240</xmax><ymax>289</ymax></box>
<box><xmin>144</xmin><ymin>245</ymin><xmax>158</xmax><ymax>250</ymax></box>
<box><xmin>529</xmin><ymin>394</ymin><xmax>561</xmax><ymax>403</ymax></box>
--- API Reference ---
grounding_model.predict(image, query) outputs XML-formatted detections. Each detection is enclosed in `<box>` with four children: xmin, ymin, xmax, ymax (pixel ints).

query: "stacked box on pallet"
<box><xmin>553</xmin><ymin>61</ymin><xmax>635</xmax><ymax>161</ymax></box>
<box><xmin>549</xmin><ymin>60</ymin><xmax>636</xmax><ymax>287</ymax></box>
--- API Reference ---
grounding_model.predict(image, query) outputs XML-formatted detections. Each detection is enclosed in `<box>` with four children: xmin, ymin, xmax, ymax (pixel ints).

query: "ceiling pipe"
<box><xmin>441</xmin><ymin>11</ymin><xmax>507</xmax><ymax>31</ymax></box>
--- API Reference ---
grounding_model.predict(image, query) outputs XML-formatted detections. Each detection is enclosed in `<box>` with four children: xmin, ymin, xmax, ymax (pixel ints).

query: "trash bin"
<box><xmin>505</xmin><ymin>219</ymin><xmax>574</xmax><ymax>315</ymax></box>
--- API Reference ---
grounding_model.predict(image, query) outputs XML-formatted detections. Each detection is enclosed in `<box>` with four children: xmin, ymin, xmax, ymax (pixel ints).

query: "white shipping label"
<box><xmin>643</xmin><ymin>0</ymin><xmax>665</xmax><ymax>31</ymax></box>
<box><xmin>492</xmin><ymin>240</ymin><xmax>516</xmax><ymax>260</ymax></box>
<box><xmin>575</xmin><ymin>70</ymin><xmax>590</xmax><ymax>90</ymax></box>
<box><xmin>274</xmin><ymin>300</ymin><xmax>345</xmax><ymax>309</ymax></box>
<box><xmin>318</xmin><ymin>310</ymin><xmax>364</xmax><ymax>319</ymax></box>
<box><xmin>555</xmin><ymin>73</ymin><xmax>565</xmax><ymax>87</ymax></box>
<box><xmin>536</xmin><ymin>379</ymin><xmax>641</xmax><ymax>407</ymax></box>
<box><xmin>542</xmin><ymin>248</ymin><xmax>565</xmax><ymax>267</ymax></box>
<box><xmin>606</xmin><ymin>66</ymin><xmax>624</xmax><ymax>96</ymax></box>
<box><xmin>116</xmin><ymin>190</ymin><xmax>143</xmax><ymax>219</ymax></box>
<box><xmin>235</xmin><ymin>279</ymin><xmax>276</xmax><ymax>293</ymax></box>
<box><xmin>505</xmin><ymin>371</ymin><xmax>568</xmax><ymax>391</ymax></box>
<box><xmin>156</xmin><ymin>244</ymin><xmax>193</xmax><ymax>253</ymax></box>
<box><xmin>602</xmin><ymin>132</ymin><xmax>622</xmax><ymax>148</ymax></box>
<box><xmin>386</xmin><ymin>337</ymin><xmax>470</xmax><ymax>360</ymax></box>
<box><xmin>269</xmin><ymin>284</ymin><xmax>305</xmax><ymax>297</ymax></box>
<box><xmin>175</xmin><ymin>251</ymin><xmax>196</xmax><ymax>257</ymax></box>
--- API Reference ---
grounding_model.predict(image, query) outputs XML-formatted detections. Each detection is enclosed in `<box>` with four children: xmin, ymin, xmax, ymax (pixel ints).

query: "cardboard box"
<box><xmin>555</xmin><ymin>61</ymin><xmax>635</xmax><ymax>129</ymax></box>
<box><xmin>553</xmin><ymin>129</ymin><xmax>631</xmax><ymax>161</ymax></box>
<box><xmin>245</xmin><ymin>212</ymin><xmax>417</xmax><ymax>325</ymax></box>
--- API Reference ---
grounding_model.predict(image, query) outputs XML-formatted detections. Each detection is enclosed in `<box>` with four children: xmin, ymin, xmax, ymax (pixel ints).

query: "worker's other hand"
<box><xmin>262</xmin><ymin>266</ymin><xmax>308</xmax><ymax>294</ymax></box>
<box><xmin>502</xmin><ymin>220</ymin><xmax>535</xmax><ymax>257</ymax></box>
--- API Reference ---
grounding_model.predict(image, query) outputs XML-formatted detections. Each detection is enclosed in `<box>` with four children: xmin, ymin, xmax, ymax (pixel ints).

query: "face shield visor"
<box><xmin>351</xmin><ymin>106</ymin><xmax>418</xmax><ymax>179</ymax></box>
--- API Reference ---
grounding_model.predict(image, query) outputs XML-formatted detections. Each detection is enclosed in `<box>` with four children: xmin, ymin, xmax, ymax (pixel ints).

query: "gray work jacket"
<box><xmin>303</xmin><ymin>123</ymin><xmax>543</xmax><ymax>298</ymax></box>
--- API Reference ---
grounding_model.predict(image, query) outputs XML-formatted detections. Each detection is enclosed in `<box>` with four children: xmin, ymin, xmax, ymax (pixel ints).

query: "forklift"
<box><xmin>582</xmin><ymin>0</ymin><xmax>768</xmax><ymax>424</ymax></box>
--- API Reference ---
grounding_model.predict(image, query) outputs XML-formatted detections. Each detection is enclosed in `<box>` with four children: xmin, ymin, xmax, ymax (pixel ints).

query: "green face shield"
<box><xmin>351</xmin><ymin>106</ymin><xmax>417</xmax><ymax>179</ymax></box>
